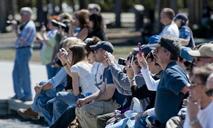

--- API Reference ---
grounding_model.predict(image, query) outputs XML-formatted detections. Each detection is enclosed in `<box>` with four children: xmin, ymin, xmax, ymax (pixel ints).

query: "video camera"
<box><xmin>51</xmin><ymin>19</ymin><xmax>69</xmax><ymax>33</ymax></box>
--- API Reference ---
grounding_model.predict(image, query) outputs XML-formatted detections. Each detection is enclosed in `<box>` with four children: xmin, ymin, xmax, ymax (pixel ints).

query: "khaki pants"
<box><xmin>75</xmin><ymin>100</ymin><xmax>120</xmax><ymax>128</ymax></box>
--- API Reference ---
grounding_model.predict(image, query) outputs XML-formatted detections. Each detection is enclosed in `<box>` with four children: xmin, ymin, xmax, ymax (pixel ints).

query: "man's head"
<box><xmin>20</xmin><ymin>7</ymin><xmax>32</xmax><ymax>22</ymax></box>
<box><xmin>174</xmin><ymin>13</ymin><xmax>188</xmax><ymax>27</ymax></box>
<box><xmin>160</xmin><ymin>8</ymin><xmax>175</xmax><ymax>25</ymax></box>
<box><xmin>88</xmin><ymin>3</ymin><xmax>101</xmax><ymax>14</ymax></box>
<box><xmin>190</xmin><ymin>64</ymin><xmax>213</xmax><ymax>101</ymax></box>
<box><xmin>154</xmin><ymin>37</ymin><xmax>180</xmax><ymax>66</ymax></box>
<box><xmin>188</xmin><ymin>43</ymin><xmax>213</xmax><ymax>67</ymax></box>
<box><xmin>90</xmin><ymin>41</ymin><xmax>114</xmax><ymax>62</ymax></box>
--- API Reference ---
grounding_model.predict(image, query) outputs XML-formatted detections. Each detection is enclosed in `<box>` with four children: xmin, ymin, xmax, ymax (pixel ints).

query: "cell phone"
<box><xmin>118</xmin><ymin>58</ymin><xmax>126</xmax><ymax>66</ymax></box>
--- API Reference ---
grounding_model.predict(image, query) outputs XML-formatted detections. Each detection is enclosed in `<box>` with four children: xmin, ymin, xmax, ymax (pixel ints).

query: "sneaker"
<box><xmin>20</xmin><ymin>97</ymin><xmax>32</xmax><ymax>102</ymax></box>
<box><xmin>17</xmin><ymin>108</ymin><xmax>40</xmax><ymax>120</ymax></box>
<box><xmin>10</xmin><ymin>95</ymin><xmax>20</xmax><ymax>100</ymax></box>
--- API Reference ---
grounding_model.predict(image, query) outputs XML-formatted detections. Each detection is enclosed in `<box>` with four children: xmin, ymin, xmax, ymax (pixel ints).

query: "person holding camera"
<box><xmin>68</xmin><ymin>9</ymin><xmax>90</xmax><ymax>40</ymax></box>
<box><xmin>36</xmin><ymin>18</ymin><xmax>61</xmax><ymax>79</ymax></box>
<box><xmin>12</xmin><ymin>7</ymin><xmax>36</xmax><ymax>101</ymax></box>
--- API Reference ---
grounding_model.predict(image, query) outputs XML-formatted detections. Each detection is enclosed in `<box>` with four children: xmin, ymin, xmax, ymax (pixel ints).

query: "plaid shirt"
<box><xmin>15</xmin><ymin>20</ymin><xmax>36</xmax><ymax>48</ymax></box>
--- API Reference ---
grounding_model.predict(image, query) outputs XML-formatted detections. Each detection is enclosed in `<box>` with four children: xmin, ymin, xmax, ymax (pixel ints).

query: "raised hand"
<box><xmin>136</xmin><ymin>52</ymin><xmax>148</xmax><ymax>69</ymax></box>
<box><xmin>57</xmin><ymin>48</ymin><xmax>70</xmax><ymax>66</ymax></box>
<box><xmin>104</xmin><ymin>52</ymin><xmax>115</xmax><ymax>65</ymax></box>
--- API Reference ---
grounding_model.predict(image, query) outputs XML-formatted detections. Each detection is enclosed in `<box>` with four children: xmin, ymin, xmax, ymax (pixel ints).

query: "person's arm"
<box><xmin>76</xmin><ymin>84</ymin><xmax>115</xmax><ymax>107</ymax></box>
<box><xmin>187</xmin><ymin>96</ymin><xmax>202</xmax><ymax>128</ymax></box>
<box><xmin>105</xmin><ymin>52</ymin><xmax>132</xmax><ymax>95</ymax></box>
<box><xmin>42</xmin><ymin>68</ymin><xmax>67</xmax><ymax>90</ymax></box>
<box><xmin>137</xmin><ymin>53</ymin><xmax>159</xmax><ymax>91</ymax></box>
<box><xmin>141</xmin><ymin>68</ymin><xmax>159</xmax><ymax>91</ymax></box>
<box><xmin>70</xmin><ymin>72</ymin><xmax>80</xmax><ymax>96</ymax></box>
<box><xmin>77</xmin><ymin>28</ymin><xmax>88</xmax><ymax>40</ymax></box>
<box><xmin>109</xmin><ymin>64</ymin><xmax>132</xmax><ymax>95</ymax></box>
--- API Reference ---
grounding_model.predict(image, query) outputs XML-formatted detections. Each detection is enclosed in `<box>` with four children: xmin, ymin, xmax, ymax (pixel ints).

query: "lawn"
<box><xmin>0</xmin><ymin>46</ymin><xmax>134</xmax><ymax>63</ymax></box>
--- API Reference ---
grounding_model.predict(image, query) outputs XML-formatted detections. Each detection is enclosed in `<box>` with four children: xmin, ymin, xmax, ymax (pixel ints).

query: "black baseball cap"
<box><xmin>90</xmin><ymin>41</ymin><xmax>114</xmax><ymax>53</ymax></box>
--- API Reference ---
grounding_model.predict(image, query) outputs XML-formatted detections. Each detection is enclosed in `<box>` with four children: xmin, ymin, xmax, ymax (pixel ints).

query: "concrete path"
<box><xmin>0</xmin><ymin>61</ymin><xmax>47</xmax><ymax>99</ymax></box>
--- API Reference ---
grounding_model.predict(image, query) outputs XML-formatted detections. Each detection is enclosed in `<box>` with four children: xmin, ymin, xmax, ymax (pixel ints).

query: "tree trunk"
<box><xmin>115</xmin><ymin>0</ymin><xmax>121</xmax><ymax>27</ymax></box>
<box><xmin>0</xmin><ymin>0</ymin><xmax>7</xmax><ymax>32</ymax></box>
<box><xmin>79</xmin><ymin>0</ymin><xmax>88</xmax><ymax>9</ymax></box>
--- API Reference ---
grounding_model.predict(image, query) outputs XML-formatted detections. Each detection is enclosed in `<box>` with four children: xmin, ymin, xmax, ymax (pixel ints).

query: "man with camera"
<box><xmin>12</xmin><ymin>7</ymin><xmax>36</xmax><ymax>101</ymax></box>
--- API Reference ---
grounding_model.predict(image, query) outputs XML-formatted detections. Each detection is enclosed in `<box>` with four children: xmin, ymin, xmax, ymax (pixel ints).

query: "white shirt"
<box><xmin>197</xmin><ymin>101</ymin><xmax>213</xmax><ymax>128</ymax></box>
<box><xmin>140</xmin><ymin>68</ymin><xmax>160</xmax><ymax>91</ymax></box>
<box><xmin>160</xmin><ymin>22</ymin><xmax>179</xmax><ymax>38</ymax></box>
<box><xmin>91</xmin><ymin>62</ymin><xmax>105</xmax><ymax>88</ymax></box>
<box><xmin>184</xmin><ymin>101</ymin><xmax>213</xmax><ymax>128</ymax></box>
<box><xmin>71</xmin><ymin>61</ymin><xmax>99</xmax><ymax>96</ymax></box>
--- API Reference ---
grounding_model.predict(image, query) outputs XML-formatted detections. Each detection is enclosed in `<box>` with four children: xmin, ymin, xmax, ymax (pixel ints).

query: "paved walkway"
<box><xmin>0</xmin><ymin>61</ymin><xmax>47</xmax><ymax>99</ymax></box>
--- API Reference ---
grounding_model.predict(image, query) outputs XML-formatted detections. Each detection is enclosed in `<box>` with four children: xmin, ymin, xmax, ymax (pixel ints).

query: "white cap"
<box><xmin>20</xmin><ymin>7</ymin><xmax>33</xmax><ymax>15</ymax></box>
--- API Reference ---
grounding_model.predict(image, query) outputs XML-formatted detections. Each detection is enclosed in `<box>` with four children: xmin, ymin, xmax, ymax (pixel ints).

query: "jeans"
<box><xmin>49</xmin><ymin>91</ymin><xmax>83</xmax><ymax>125</ymax></box>
<box><xmin>50</xmin><ymin>106</ymin><xmax>76</xmax><ymax>128</ymax></box>
<box><xmin>12</xmin><ymin>48</ymin><xmax>32</xmax><ymax>99</ymax></box>
<box><xmin>31</xmin><ymin>85</ymin><xmax>64</xmax><ymax>125</ymax></box>
<box><xmin>46</xmin><ymin>64</ymin><xmax>60</xmax><ymax>79</ymax></box>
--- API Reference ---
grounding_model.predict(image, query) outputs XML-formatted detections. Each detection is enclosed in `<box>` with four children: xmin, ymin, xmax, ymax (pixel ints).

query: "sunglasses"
<box><xmin>206</xmin><ymin>89</ymin><xmax>213</xmax><ymax>97</ymax></box>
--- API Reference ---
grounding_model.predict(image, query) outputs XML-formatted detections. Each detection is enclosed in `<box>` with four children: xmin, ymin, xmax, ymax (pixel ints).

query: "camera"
<box><xmin>118</xmin><ymin>58</ymin><xmax>126</xmax><ymax>66</ymax></box>
<box><xmin>51</xmin><ymin>19</ymin><xmax>69</xmax><ymax>33</ymax></box>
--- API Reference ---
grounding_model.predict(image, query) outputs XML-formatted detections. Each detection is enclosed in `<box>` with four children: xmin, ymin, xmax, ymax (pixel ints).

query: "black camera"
<box><xmin>118</xmin><ymin>58</ymin><xmax>126</xmax><ymax>66</ymax></box>
<box><xmin>51</xmin><ymin>19</ymin><xmax>69</xmax><ymax>33</ymax></box>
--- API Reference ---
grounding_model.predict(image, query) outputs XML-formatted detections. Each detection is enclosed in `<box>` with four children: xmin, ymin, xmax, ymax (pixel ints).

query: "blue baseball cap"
<box><xmin>180</xmin><ymin>46</ymin><xmax>193</xmax><ymax>63</ymax></box>
<box><xmin>90</xmin><ymin>41</ymin><xmax>114</xmax><ymax>53</ymax></box>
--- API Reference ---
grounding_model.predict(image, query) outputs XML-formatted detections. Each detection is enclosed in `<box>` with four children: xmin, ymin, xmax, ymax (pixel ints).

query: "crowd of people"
<box><xmin>11</xmin><ymin>4</ymin><xmax>213</xmax><ymax>128</ymax></box>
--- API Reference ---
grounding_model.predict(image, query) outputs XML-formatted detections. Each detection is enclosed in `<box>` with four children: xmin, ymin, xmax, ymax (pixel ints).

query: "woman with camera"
<box><xmin>36</xmin><ymin>18</ymin><xmax>61</xmax><ymax>79</ymax></box>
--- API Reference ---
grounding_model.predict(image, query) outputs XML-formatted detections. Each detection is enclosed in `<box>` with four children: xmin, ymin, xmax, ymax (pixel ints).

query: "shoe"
<box><xmin>20</xmin><ymin>97</ymin><xmax>32</xmax><ymax>102</ymax></box>
<box><xmin>11</xmin><ymin>95</ymin><xmax>20</xmax><ymax>100</ymax></box>
<box><xmin>17</xmin><ymin>108</ymin><xmax>40</xmax><ymax>120</ymax></box>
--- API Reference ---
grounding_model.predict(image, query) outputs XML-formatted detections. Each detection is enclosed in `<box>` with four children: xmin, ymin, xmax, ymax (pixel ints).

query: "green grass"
<box><xmin>0</xmin><ymin>46</ymin><xmax>135</xmax><ymax>62</ymax></box>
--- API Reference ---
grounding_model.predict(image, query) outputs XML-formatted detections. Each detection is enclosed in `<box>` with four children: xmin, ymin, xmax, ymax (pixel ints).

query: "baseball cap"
<box><xmin>90</xmin><ymin>41</ymin><xmax>114</xmax><ymax>53</ymax></box>
<box><xmin>180</xmin><ymin>46</ymin><xmax>194</xmax><ymax>63</ymax></box>
<box><xmin>174</xmin><ymin>13</ymin><xmax>188</xmax><ymax>23</ymax></box>
<box><xmin>188</xmin><ymin>43</ymin><xmax>213</xmax><ymax>57</ymax></box>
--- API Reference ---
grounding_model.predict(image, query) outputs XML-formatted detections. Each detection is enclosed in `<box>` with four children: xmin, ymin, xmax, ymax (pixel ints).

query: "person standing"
<box><xmin>36</xmin><ymin>19</ymin><xmax>60</xmax><ymax>79</ymax></box>
<box><xmin>12</xmin><ymin>7</ymin><xmax>36</xmax><ymax>101</ymax></box>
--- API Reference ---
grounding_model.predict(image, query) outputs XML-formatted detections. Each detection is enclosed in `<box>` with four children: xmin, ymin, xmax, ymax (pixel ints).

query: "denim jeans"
<box><xmin>46</xmin><ymin>64</ymin><xmax>60</xmax><ymax>79</ymax></box>
<box><xmin>31</xmin><ymin>85</ymin><xmax>64</xmax><ymax>125</ymax></box>
<box><xmin>50</xmin><ymin>106</ymin><xmax>76</xmax><ymax>128</ymax></box>
<box><xmin>49</xmin><ymin>91</ymin><xmax>83</xmax><ymax>125</ymax></box>
<box><xmin>12</xmin><ymin>48</ymin><xmax>32</xmax><ymax>99</ymax></box>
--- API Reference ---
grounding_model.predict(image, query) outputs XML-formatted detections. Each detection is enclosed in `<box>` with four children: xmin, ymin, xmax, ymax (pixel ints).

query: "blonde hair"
<box><xmin>61</xmin><ymin>37</ymin><xmax>85</xmax><ymax>50</ymax></box>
